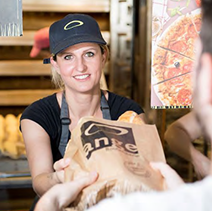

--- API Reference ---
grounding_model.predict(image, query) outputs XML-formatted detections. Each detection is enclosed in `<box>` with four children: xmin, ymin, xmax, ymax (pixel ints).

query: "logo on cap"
<box><xmin>64</xmin><ymin>20</ymin><xmax>84</xmax><ymax>30</ymax></box>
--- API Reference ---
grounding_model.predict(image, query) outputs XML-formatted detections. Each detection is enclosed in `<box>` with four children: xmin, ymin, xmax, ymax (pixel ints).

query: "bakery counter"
<box><xmin>0</xmin><ymin>174</ymin><xmax>32</xmax><ymax>189</ymax></box>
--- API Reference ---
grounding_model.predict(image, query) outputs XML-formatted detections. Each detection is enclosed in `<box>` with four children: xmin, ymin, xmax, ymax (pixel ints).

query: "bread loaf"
<box><xmin>0</xmin><ymin>113</ymin><xmax>26</xmax><ymax>158</ymax></box>
<box><xmin>118</xmin><ymin>110</ymin><xmax>144</xmax><ymax>125</ymax></box>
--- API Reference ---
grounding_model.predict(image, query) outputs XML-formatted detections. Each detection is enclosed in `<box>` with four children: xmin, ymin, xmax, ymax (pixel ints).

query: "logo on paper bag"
<box><xmin>80</xmin><ymin>121</ymin><xmax>138</xmax><ymax>159</ymax></box>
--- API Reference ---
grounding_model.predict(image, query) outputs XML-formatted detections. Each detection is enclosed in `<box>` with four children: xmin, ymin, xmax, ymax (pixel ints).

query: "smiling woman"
<box><xmin>19</xmin><ymin>13</ymin><xmax>146</xmax><ymax>210</ymax></box>
<box><xmin>51</xmin><ymin>43</ymin><xmax>107</xmax><ymax>91</ymax></box>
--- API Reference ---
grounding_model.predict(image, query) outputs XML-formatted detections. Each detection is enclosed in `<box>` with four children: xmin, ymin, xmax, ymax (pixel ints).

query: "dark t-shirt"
<box><xmin>20</xmin><ymin>91</ymin><xmax>144</xmax><ymax>162</ymax></box>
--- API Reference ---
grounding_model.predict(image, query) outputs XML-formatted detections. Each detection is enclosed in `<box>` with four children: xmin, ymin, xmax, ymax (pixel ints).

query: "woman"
<box><xmin>20</xmin><ymin>13</ymin><xmax>146</xmax><ymax>199</ymax></box>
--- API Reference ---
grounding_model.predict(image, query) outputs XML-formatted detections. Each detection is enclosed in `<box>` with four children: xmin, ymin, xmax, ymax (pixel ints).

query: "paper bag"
<box><xmin>64</xmin><ymin>116</ymin><xmax>166</xmax><ymax>211</ymax></box>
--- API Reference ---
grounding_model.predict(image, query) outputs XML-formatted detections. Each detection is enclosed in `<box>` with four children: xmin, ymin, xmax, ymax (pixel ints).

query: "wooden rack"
<box><xmin>0</xmin><ymin>31</ymin><xmax>110</xmax><ymax>46</ymax></box>
<box><xmin>22</xmin><ymin>0</ymin><xmax>110</xmax><ymax>12</ymax></box>
<box><xmin>0</xmin><ymin>0</ymin><xmax>110</xmax><ymax>108</ymax></box>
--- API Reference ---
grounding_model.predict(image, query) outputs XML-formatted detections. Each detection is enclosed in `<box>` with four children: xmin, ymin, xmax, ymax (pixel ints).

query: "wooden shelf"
<box><xmin>0</xmin><ymin>31</ymin><xmax>110</xmax><ymax>46</ymax></box>
<box><xmin>0</xmin><ymin>60</ymin><xmax>109</xmax><ymax>76</ymax></box>
<box><xmin>0</xmin><ymin>89</ymin><xmax>59</xmax><ymax>106</ymax></box>
<box><xmin>0</xmin><ymin>61</ymin><xmax>51</xmax><ymax>76</ymax></box>
<box><xmin>22</xmin><ymin>0</ymin><xmax>110</xmax><ymax>12</ymax></box>
<box><xmin>0</xmin><ymin>31</ymin><xmax>34</xmax><ymax>46</ymax></box>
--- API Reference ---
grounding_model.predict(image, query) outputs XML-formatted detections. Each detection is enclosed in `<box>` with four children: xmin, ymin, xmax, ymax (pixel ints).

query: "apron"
<box><xmin>59</xmin><ymin>90</ymin><xmax>111</xmax><ymax>157</ymax></box>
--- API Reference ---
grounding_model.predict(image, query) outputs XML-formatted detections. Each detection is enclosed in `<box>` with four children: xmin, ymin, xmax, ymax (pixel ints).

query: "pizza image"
<box><xmin>153</xmin><ymin>73</ymin><xmax>192</xmax><ymax>107</ymax></box>
<box><xmin>151</xmin><ymin>9</ymin><xmax>201</xmax><ymax>107</ymax></box>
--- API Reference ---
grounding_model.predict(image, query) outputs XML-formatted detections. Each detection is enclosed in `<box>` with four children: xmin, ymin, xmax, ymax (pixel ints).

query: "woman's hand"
<box><xmin>53</xmin><ymin>158</ymin><xmax>71</xmax><ymax>183</ymax></box>
<box><xmin>150</xmin><ymin>162</ymin><xmax>184</xmax><ymax>190</ymax></box>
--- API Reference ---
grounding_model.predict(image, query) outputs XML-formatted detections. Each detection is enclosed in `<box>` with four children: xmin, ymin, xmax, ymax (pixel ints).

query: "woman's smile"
<box><xmin>73</xmin><ymin>74</ymin><xmax>90</xmax><ymax>80</ymax></box>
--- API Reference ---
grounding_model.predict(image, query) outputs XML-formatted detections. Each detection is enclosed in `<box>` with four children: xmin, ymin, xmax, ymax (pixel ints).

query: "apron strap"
<box><xmin>59</xmin><ymin>90</ymin><xmax>111</xmax><ymax>157</ymax></box>
<box><xmin>59</xmin><ymin>93</ymin><xmax>71</xmax><ymax>157</ymax></box>
<box><xmin>100</xmin><ymin>90</ymin><xmax>111</xmax><ymax>120</ymax></box>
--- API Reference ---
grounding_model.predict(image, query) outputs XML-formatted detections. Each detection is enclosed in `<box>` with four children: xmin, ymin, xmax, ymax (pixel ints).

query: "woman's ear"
<box><xmin>50</xmin><ymin>56</ymin><xmax>61</xmax><ymax>74</ymax></box>
<box><xmin>102</xmin><ymin>50</ymin><xmax>108</xmax><ymax>66</ymax></box>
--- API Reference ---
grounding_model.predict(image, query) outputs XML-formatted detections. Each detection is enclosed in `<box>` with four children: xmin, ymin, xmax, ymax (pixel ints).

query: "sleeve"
<box><xmin>20</xmin><ymin>96</ymin><xmax>61</xmax><ymax>141</ymax></box>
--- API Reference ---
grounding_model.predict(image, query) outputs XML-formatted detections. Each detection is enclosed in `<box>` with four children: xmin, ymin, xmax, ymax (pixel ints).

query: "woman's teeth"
<box><xmin>74</xmin><ymin>74</ymin><xmax>89</xmax><ymax>79</ymax></box>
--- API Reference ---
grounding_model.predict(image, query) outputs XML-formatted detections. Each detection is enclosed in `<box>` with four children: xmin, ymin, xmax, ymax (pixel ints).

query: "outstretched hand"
<box><xmin>150</xmin><ymin>162</ymin><xmax>184</xmax><ymax>190</ymax></box>
<box><xmin>35</xmin><ymin>171</ymin><xmax>98</xmax><ymax>211</ymax></box>
<box><xmin>191</xmin><ymin>149</ymin><xmax>211</xmax><ymax>179</ymax></box>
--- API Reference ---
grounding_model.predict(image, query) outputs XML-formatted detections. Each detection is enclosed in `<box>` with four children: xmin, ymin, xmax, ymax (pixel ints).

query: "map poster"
<box><xmin>151</xmin><ymin>0</ymin><xmax>201</xmax><ymax>109</ymax></box>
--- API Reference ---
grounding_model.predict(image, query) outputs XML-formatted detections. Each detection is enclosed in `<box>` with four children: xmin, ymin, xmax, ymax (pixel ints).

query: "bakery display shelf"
<box><xmin>0</xmin><ymin>89</ymin><xmax>59</xmax><ymax>106</ymax></box>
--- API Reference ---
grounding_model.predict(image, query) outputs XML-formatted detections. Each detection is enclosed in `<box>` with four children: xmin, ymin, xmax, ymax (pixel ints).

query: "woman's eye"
<box><xmin>85</xmin><ymin>52</ymin><xmax>94</xmax><ymax>57</ymax></box>
<box><xmin>64</xmin><ymin>55</ymin><xmax>73</xmax><ymax>60</ymax></box>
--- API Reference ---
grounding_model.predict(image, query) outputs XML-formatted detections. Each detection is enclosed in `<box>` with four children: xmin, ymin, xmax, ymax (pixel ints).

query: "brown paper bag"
<box><xmin>64</xmin><ymin>116</ymin><xmax>166</xmax><ymax>211</ymax></box>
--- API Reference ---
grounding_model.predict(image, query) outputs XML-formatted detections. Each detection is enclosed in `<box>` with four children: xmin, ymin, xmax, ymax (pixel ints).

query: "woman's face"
<box><xmin>51</xmin><ymin>42</ymin><xmax>106</xmax><ymax>93</ymax></box>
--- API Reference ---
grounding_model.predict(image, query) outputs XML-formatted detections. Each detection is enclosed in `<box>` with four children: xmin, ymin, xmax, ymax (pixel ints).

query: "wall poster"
<box><xmin>151</xmin><ymin>0</ymin><xmax>201</xmax><ymax>109</ymax></box>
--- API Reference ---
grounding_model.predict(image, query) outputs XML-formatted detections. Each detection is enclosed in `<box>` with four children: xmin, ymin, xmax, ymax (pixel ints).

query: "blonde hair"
<box><xmin>51</xmin><ymin>44</ymin><xmax>109</xmax><ymax>89</ymax></box>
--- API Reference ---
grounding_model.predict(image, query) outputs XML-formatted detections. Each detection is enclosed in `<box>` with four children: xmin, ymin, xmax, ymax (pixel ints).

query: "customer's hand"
<box><xmin>35</xmin><ymin>171</ymin><xmax>98</xmax><ymax>211</ymax></box>
<box><xmin>150</xmin><ymin>162</ymin><xmax>184</xmax><ymax>190</ymax></box>
<box><xmin>191</xmin><ymin>149</ymin><xmax>211</xmax><ymax>179</ymax></box>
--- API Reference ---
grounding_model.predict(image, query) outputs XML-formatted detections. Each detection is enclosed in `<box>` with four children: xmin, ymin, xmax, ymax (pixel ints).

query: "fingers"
<box><xmin>53</xmin><ymin>158</ymin><xmax>71</xmax><ymax>171</ymax></box>
<box><xmin>192</xmin><ymin>151</ymin><xmax>211</xmax><ymax>179</ymax></box>
<box><xmin>52</xmin><ymin>171</ymin><xmax>99</xmax><ymax>209</ymax></box>
<box><xmin>150</xmin><ymin>162</ymin><xmax>184</xmax><ymax>190</ymax></box>
<box><xmin>150</xmin><ymin>162</ymin><xmax>176</xmax><ymax>179</ymax></box>
<box><xmin>75</xmin><ymin>171</ymin><xmax>99</xmax><ymax>190</ymax></box>
<box><xmin>68</xmin><ymin>171</ymin><xmax>98</xmax><ymax>200</ymax></box>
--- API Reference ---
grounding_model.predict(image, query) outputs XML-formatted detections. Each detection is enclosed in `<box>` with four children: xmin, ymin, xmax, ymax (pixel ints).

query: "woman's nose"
<box><xmin>75</xmin><ymin>57</ymin><xmax>86</xmax><ymax>72</ymax></box>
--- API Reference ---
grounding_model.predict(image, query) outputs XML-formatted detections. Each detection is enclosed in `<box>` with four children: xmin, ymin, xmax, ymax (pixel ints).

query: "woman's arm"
<box><xmin>21</xmin><ymin>119</ymin><xmax>69</xmax><ymax>196</ymax></box>
<box><xmin>164</xmin><ymin>111</ymin><xmax>211</xmax><ymax>178</ymax></box>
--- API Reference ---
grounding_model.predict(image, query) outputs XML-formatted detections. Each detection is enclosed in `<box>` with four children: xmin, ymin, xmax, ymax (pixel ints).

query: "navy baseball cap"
<box><xmin>43</xmin><ymin>14</ymin><xmax>107</xmax><ymax>64</ymax></box>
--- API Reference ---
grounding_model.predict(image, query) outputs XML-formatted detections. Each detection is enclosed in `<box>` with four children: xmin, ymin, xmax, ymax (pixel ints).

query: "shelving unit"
<box><xmin>0</xmin><ymin>0</ymin><xmax>110</xmax><ymax>110</ymax></box>
<box><xmin>0</xmin><ymin>31</ymin><xmax>110</xmax><ymax>46</ymax></box>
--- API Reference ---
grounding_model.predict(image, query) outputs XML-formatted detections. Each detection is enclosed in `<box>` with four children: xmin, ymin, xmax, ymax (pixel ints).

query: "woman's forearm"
<box><xmin>33</xmin><ymin>172</ymin><xmax>61</xmax><ymax>197</ymax></box>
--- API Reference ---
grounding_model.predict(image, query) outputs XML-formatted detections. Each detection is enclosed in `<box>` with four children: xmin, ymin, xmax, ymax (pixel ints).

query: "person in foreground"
<box><xmin>34</xmin><ymin>0</ymin><xmax>212</xmax><ymax>210</ymax></box>
<box><xmin>20</xmin><ymin>13</ymin><xmax>146</xmax><ymax>208</ymax></box>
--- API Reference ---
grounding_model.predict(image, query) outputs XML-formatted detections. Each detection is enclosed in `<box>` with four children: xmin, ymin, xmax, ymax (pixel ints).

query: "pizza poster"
<box><xmin>151</xmin><ymin>0</ymin><xmax>201</xmax><ymax>109</ymax></box>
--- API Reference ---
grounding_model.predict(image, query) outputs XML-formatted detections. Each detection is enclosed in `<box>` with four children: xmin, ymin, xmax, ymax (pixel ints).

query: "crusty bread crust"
<box><xmin>118</xmin><ymin>111</ymin><xmax>144</xmax><ymax>125</ymax></box>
